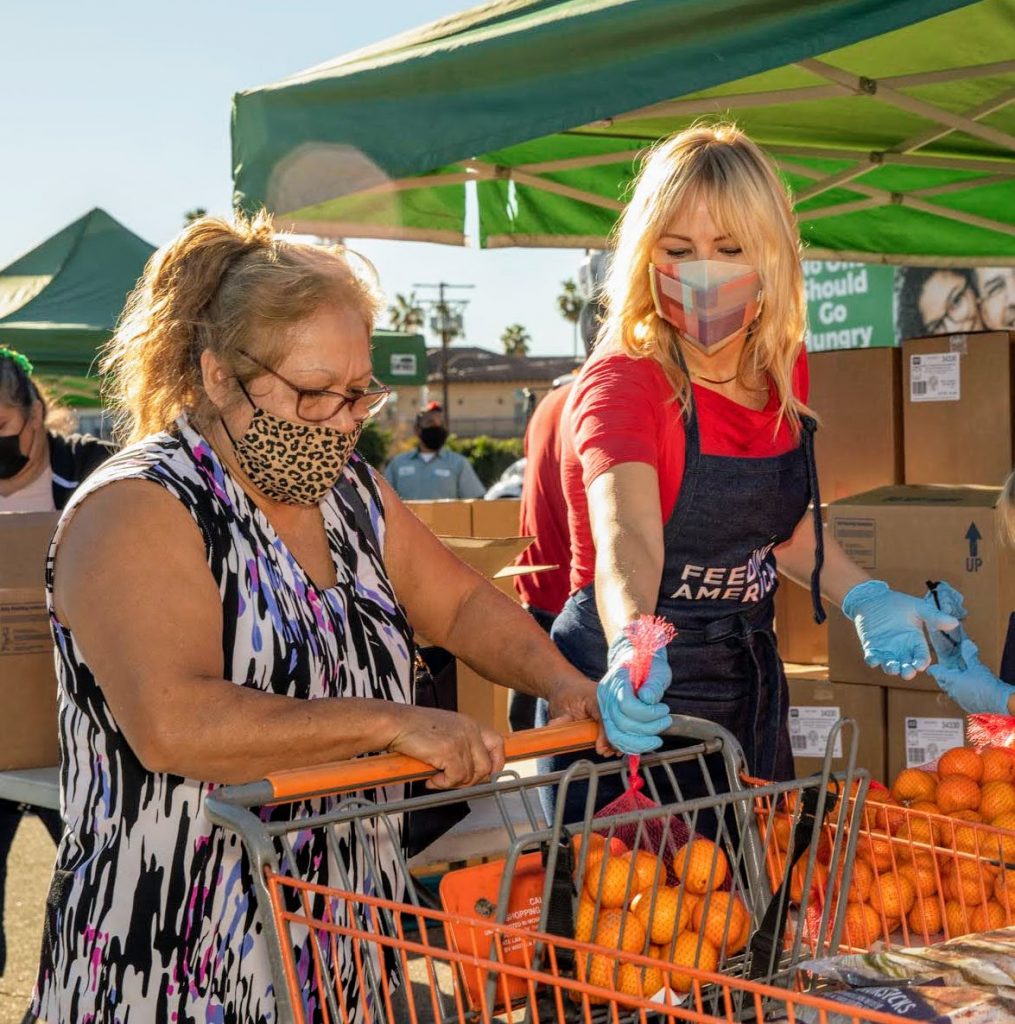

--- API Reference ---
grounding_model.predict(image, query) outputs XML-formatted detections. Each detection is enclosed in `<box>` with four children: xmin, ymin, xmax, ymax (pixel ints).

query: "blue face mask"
<box><xmin>0</xmin><ymin>424</ymin><xmax>28</xmax><ymax>480</ymax></box>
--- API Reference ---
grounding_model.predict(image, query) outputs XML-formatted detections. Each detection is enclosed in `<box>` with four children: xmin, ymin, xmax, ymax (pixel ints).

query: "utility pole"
<box><xmin>412</xmin><ymin>282</ymin><xmax>474</xmax><ymax>429</ymax></box>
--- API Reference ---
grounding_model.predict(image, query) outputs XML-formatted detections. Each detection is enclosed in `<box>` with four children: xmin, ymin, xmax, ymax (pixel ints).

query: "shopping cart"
<box><xmin>205</xmin><ymin>717</ymin><xmax>875</xmax><ymax>1024</ymax></box>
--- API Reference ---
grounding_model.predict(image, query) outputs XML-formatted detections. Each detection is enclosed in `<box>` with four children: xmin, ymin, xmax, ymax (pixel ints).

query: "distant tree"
<box><xmin>184</xmin><ymin>207</ymin><xmax>208</xmax><ymax>226</ymax></box>
<box><xmin>501</xmin><ymin>323</ymin><xmax>531</xmax><ymax>357</ymax></box>
<box><xmin>557</xmin><ymin>279</ymin><xmax>583</xmax><ymax>354</ymax></box>
<box><xmin>355</xmin><ymin>419</ymin><xmax>392</xmax><ymax>469</ymax></box>
<box><xmin>387</xmin><ymin>291</ymin><xmax>425</xmax><ymax>333</ymax></box>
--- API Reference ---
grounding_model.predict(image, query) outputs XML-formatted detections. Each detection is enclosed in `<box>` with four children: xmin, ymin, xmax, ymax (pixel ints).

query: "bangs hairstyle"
<box><xmin>599</xmin><ymin>122</ymin><xmax>808</xmax><ymax>432</ymax></box>
<box><xmin>102</xmin><ymin>210</ymin><xmax>383</xmax><ymax>445</ymax></box>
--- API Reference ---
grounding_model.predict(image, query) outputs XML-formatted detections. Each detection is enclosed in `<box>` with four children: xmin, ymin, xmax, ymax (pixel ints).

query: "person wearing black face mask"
<box><xmin>0</xmin><ymin>347</ymin><xmax>114</xmax><ymax>512</ymax></box>
<box><xmin>384</xmin><ymin>401</ymin><xmax>486</xmax><ymax>500</ymax></box>
<box><xmin>0</xmin><ymin>346</ymin><xmax>114</xmax><ymax>979</ymax></box>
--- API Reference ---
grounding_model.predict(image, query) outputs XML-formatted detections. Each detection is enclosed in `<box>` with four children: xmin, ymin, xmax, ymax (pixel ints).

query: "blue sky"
<box><xmin>0</xmin><ymin>1</ymin><xmax>584</xmax><ymax>357</ymax></box>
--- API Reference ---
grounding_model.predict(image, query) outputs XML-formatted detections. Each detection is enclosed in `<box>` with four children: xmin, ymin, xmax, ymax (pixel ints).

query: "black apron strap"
<box><xmin>799</xmin><ymin>415</ymin><xmax>826</xmax><ymax>626</ymax></box>
<box><xmin>745</xmin><ymin>630</ymin><xmax>785</xmax><ymax>782</ymax></box>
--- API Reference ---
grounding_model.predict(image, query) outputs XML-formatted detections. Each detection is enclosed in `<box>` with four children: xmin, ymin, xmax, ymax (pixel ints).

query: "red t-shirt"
<box><xmin>515</xmin><ymin>382</ymin><xmax>573</xmax><ymax>614</ymax></box>
<box><xmin>561</xmin><ymin>349</ymin><xmax>810</xmax><ymax>593</ymax></box>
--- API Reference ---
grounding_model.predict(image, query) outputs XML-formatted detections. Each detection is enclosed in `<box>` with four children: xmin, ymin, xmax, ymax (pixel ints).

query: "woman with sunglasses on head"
<box><xmin>28</xmin><ymin>214</ymin><xmax>604</xmax><ymax>1024</ymax></box>
<box><xmin>544</xmin><ymin>124</ymin><xmax>958</xmax><ymax>819</ymax></box>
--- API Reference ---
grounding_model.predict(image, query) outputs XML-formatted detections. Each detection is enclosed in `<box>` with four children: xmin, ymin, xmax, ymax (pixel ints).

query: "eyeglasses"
<box><xmin>237</xmin><ymin>350</ymin><xmax>391</xmax><ymax>423</ymax></box>
<box><xmin>925</xmin><ymin>281</ymin><xmax>977</xmax><ymax>335</ymax></box>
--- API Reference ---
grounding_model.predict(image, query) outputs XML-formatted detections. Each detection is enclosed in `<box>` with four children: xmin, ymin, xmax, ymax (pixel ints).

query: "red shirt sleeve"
<box><xmin>571</xmin><ymin>354</ymin><xmax>671</xmax><ymax>489</ymax></box>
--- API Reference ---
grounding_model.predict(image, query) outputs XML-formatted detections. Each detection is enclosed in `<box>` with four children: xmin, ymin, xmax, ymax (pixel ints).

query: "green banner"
<box><xmin>370</xmin><ymin>332</ymin><xmax>427</xmax><ymax>386</ymax></box>
<box><xmin>805</xmin><ymin>261</ymin><xmax>1014</xmax><ymax>351</ymax></box>
<box><xmin>804</xmin><ymin>260</ymin><xmax>897</xmax><ymax>352</ymax></box>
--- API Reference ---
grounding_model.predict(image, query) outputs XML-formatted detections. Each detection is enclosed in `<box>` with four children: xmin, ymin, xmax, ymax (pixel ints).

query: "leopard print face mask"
<box><xmin>225</xmin><ymin>404</ymin><xmax>361</xmax><ymax>506</ymax></box>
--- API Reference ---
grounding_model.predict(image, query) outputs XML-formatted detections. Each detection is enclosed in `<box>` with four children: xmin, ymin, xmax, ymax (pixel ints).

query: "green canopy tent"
<box><xmin>0</xmin><ymin>208</ymin><xmax>156</xmax><ymax>375</ymax></box>
<box><xmin>0</xmin><ymin>209</ymin><xmax>425</xmax><ymax>390</ymax></box>
<box><xmin>232</xmin><ymin>0</ymin><xmax>1015</xmax><ymax>264</ymax></box>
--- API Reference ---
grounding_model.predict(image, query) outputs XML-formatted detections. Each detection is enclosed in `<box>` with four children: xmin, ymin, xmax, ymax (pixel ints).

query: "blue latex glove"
<box><xmin>842</xmin><ymin>580</ymin><xmax>959</xmax><ymax>681</ymax></box>
<box><xmin>928</xmin><ymin>637</ymin><xmax>1015</xmax><ymax>715</ymax></box>
<box><xmin>597</xmin><ymin>634</ymin><xmax>673</xmax><ymax>754</ymax></box>
<box><xmin>924</xmin><ymin>581</ymin><xmax>970</xmax><ymax>671</ymax></box>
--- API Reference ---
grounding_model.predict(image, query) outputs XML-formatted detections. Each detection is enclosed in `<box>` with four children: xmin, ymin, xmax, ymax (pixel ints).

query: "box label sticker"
<box><xmin>832</xmin><ymin>517</ymin><xmax>876</xmax><ymax>569</ymax></box>
<box><xmin>910</xmin><ymin>352</ymin><xmax>960</xmax><ymax>403</ymax></box>
<box><xmin>904</xmin><ymin>716</ymin><xmax>964</xmax><ymax>768</ymax></box>
<box><xmin>788</xmin><ymin>705</ymin><xmax>843</xmax><ymax>758</ymax></box>
<box><xmin>0</xmin><ymin>597</ymin><xmax>51</xmax><ymax>656</ymax></box>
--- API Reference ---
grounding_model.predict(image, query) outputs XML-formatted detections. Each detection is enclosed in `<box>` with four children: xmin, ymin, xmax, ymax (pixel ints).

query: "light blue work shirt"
<box><xmin>384</xmin><ymin>448</ymin><xmax>486</xmax><ymax>500</ymax></box>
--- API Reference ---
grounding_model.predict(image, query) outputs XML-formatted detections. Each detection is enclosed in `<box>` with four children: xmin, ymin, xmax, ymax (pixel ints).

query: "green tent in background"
<box><xmin>232</xmin><ymin>0</ymin><xmax>1015</xmax><ymax>263</ymax></box>
<box><xmin>0</xmin><ymin>208</ymin><xmax>155</xmax><ymax>375</ymax></box>
<box><xmin>0</xmin><ymin>209</ymin><xmax>426</xmax><ymax>392</ymax></box>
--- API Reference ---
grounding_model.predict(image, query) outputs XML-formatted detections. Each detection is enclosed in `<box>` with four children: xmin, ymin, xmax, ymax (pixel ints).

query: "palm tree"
<box><xmin>557</xmin><ymin>279</ymin><xmax>583</xmax><ymax>356</ymax></box>
<box><xmin>387</xmin><ymin>292</ymin><xmax>425</xmax><ymax>333</ymax></box>
<box><xmin>501</xmin><ymin>323</ymin><xmax>531</xmax><ymax>357</ymax></box>
<box><xmin>183</xmin><ymin>207</ymin><xmax>208</xmax><ymax>226</ymax></box>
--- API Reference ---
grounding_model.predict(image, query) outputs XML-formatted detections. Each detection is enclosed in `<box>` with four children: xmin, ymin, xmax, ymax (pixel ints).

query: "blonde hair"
<box><xmin>1002</xmin><ymin>470</ymin><xmax>1015</xmax><ymax>547</ymax></box>
<box><xmin>599</xmin><ymin>122</ymin><xmax>808</xmax><ymax>430</ymax></box>
<box><xmin>102</xmin><ymin>210</ymin><xmax>383</xmax><ymax>444</ymax></box>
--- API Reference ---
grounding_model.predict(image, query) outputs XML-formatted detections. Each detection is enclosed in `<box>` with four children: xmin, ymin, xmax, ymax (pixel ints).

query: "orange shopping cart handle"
<box><xmin>264</xmin><ymin>719</ymin><xmax>600</xmax><ymax>802</ymax></box>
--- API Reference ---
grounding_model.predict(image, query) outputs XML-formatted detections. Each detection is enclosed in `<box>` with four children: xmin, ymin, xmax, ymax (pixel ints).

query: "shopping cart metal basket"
<box><xmin>206</xmin><ymin>717</ymin><xmax>879</xmax><ymax>1024</ymax></box>
<box><xmin>764</xmin><ymin>776</ymin><xmax>1015</xmax><ymax>952</ymax></box>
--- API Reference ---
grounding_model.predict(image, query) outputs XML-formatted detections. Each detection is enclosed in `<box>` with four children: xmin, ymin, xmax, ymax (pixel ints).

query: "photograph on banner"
<box><xmin>804</xmin><ymin>260</ymin><xmax>1015</xmax><ymax>352</ymax></box>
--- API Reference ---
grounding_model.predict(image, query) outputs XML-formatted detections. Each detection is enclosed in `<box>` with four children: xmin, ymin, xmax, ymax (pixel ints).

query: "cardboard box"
<box><xmin>903</xmin><ymin>331</ymin><xmax>1015</xmax><ymax>486</ymax></box>
<box><xmin>407</xmin><ymin>498</ymin><xmax>523</xmax><ymax>539</ymax></box>
<box><xmin>775</xmin><ymin>574</ymin><xmax>828</xmax><ymax>664</ymax></box>
<box><xmin>828</xmin><ymin>486</ymin><xmax>1015</xmax><ymax>690</ymax></box>
<box><xmin>809</xmin><ymin>349</ymin><xmax>904</xmax><ymax>502</ymax></box>
<box><xmin>431</xmin><ymin>536</ymin><xmax>553</xmax><ymax>732</ymax></box>
<box><xmin>886</xmin><ymin>686</ymin><xmax>967</xmax><ymax>782</ymax></box>
<box><xmin>406</xmin><ymin>500</ymin><xmax>473</xmax><ymax>536</ymax></box>
<box><xmin>455</xmin><ymin>661</ymin><xmax>511</xmax><ymax>736</ymax></box>
<box><xmin>785</xmin><ymin>666</ymin><xmax>886</xmax><ymax>781</ymax></box>
<box><xmin>0</xmin><ymin>512</ymin><xmax>60</xmax><ymax>769</ymax></box>
<box><xmin>471</xmin><ymin>499</ymin><xmax>522</xmax><ymax>538</ymax></box>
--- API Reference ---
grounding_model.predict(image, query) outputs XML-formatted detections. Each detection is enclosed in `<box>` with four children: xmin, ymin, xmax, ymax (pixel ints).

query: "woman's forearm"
<box><xmin>133</xmin><ymin>681</ymin><xmax>411</xmax><ymax>784</ymax></box>
<box><xmin>594</xmin><ymin>530</ymin><xmax>663</xmax><ymax>646</ymax></box>
<box><xmin>586</xmin><ymin>464</ymin><xmax>666</xmax><ymax>646</ymax></box>
<box><xmin>776</xmin><ymin>513</ymin><xmax>868</xmax><ymax>608</ymax></box>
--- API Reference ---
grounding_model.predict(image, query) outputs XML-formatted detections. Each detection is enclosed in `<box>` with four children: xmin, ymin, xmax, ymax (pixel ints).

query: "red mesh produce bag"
<box><xmin>967</xmin><ymin>713</ymin><xmax>1015</xmax><ymax>749</ymax></box>
<box><xmin>591</xmin><ymin>615</ymin><xmax>686</xmax><ymax>859</ymax></box>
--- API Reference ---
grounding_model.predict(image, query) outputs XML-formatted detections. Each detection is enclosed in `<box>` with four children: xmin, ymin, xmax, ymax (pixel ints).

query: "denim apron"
<box><xmin>544</xmin><ymin>383</ymin><xmax>825</xmax><ymax>824</ymax></box>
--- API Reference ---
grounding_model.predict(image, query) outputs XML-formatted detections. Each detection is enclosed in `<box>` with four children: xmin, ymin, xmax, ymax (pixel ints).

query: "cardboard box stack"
<box><xmin>806</xmin><ymin>332</ymin><xmax>1015</xmax><ymax>786</ymax></box>
<box><xmin>784</xmin><ymin>664</ymin><xmax>886</xmax><ymax>781</ymax></box>
<box><xmin>778</xmin><ymin>348</ymin><xmax>905</xmax><ymax>671</ymax></box>
<box><xmin>809</xmin><ymin>348</ymin><xmax>904</xmax><ymax>502</ymax></box>
<box><xmin>0</xmin><ymin>512</ymin><xmax>61</xmax><ymax>769</ymax></box>
<box><xmin>903</xmin><ymin>331</ymin><xmax>1015</xmax><ymax>487</ymax></box>
<box><xmin>791</xmin><ymin>336</ymin><xmax>1015</xmax><ymax>784</ymax></box>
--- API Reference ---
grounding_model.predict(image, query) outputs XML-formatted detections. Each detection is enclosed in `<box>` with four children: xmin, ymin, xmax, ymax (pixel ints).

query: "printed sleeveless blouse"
<box><xmin>32</xmin><ymin>417</ymin><xmax>413</xmax><ymax>1024</ymax></box>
